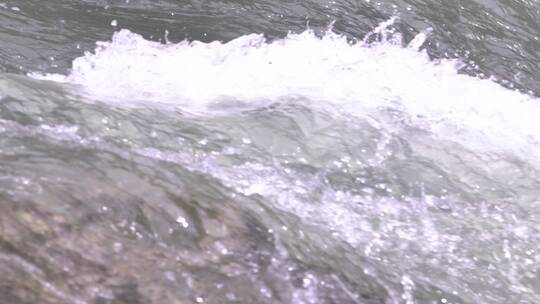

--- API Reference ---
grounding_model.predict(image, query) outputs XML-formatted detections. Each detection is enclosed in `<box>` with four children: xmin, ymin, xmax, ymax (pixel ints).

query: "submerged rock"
<box><xmin>0</xmin><ymin>190</ymin><xmax>388</xmax><ymax>304</ymax></box>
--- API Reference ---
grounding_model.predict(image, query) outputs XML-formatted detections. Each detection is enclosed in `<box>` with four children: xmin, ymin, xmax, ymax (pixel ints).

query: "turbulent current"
<box><xmin>1</xmin><ymin>1</ymin><xmax>540</xmax><ymax>304</ymax></box>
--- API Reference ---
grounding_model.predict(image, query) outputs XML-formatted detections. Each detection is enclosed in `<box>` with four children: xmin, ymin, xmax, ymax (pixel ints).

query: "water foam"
<box><xmin>22</xmin><ymin>22</ymin><xmax>540</xmax><ymax>302</ymax></box>
<box><xmin>31</xmin><ymin>21</ymin><xmax>540</xmax><ymax>162</ymax></box>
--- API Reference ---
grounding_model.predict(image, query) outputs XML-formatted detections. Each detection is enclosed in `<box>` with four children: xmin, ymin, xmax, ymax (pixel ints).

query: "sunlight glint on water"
<box><xmin>0</xmin><ymin>8</ymin><xmax>538</xmax><ymax>304</ymax></box>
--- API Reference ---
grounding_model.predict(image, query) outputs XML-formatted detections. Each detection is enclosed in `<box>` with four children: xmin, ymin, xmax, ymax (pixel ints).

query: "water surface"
<box><xmin>1</xmin><ymin>1</ymin><xmax>540</xmax><ymax>303</ymax></box>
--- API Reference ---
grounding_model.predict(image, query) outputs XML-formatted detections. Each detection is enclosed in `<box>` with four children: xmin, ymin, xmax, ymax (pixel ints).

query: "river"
<box><xmin>0</xmin><ymin>1</ymin><xmax>539</xmax><ymax>303</ymax></box>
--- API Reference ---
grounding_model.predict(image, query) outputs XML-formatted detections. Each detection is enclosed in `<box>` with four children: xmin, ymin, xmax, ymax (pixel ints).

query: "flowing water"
<box><xmin>1</xmin><ymin>1</ymin><xmax>540</xmax><ymax>303</ymax></box>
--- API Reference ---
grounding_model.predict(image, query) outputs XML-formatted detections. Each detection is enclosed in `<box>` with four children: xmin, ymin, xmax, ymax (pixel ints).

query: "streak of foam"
<box><xmin>30</xmin><ymin>19</ymin><xmax>540</xmax><ymax>163</ymax></box>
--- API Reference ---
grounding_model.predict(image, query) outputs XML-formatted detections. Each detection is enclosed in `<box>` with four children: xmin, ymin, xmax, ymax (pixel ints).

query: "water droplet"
<box><xmin>113</xmin><ymin>242</ymin><xmax>123</xmax><ymax>253</ymax></box>
<box><xmin>176</xmin><ymin>216</ymin><xmax>189</xmax><ymax>228</ymax></box>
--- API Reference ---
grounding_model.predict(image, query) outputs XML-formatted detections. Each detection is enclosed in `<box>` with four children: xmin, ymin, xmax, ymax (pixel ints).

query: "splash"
<box><xmin>31</xmin><ymin>20</ymin><xmax>540</xmax><ymax>163</ymax></box>
<box><xmin>32</xmin><ymin>19</ymin><xmax>440</xmax><ymax>105</ymax></box>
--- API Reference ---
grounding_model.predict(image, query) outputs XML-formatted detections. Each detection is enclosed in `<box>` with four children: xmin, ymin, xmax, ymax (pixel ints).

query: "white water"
<box><xmin>32</xmin><ymin>20</ymin><xmax>540</xmax><ymax>166</ymax></box>
<box><xmin>20</xmin><ymin>20</ymin><xmax>540</xmax><ymax>303</ymax></box>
